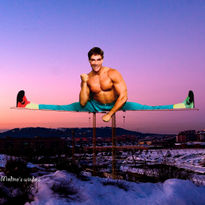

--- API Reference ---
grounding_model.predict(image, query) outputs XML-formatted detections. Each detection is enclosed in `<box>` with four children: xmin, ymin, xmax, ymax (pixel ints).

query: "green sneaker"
<box><xmin>183</xmin><ymin>90</ymin><xmax>195</xmax><ymax>108</ymax></box>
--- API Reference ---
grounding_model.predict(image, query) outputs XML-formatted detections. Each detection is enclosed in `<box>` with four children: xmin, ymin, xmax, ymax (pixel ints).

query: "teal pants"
<box><xmin>39</xmin><ymin>99</ymin><xmax>174</xmax><ymax>112</ymax></box>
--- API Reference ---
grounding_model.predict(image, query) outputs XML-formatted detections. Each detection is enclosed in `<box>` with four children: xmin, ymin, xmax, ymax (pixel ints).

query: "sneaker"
<box><xmin>183</xmin><ymin>90</ymin><xmax>195</xmax><ymax>108</ymax></box>
<box><xmin>16</xmin><ymin>90</ymin><xmax>30</xmax><ymax>107</ymax></box>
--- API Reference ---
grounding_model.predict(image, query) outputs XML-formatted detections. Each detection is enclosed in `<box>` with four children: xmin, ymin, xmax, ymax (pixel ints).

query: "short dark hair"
<box><xmin>88</xmin><ymin>47</ymin><xmax>104</xmax><ymax>60</ymax></box>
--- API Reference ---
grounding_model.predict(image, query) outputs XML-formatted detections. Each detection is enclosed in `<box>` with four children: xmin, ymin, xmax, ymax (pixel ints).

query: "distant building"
<box><xmin>176</xmin><ymin>135</ymin><xmax>186</xmax><ymax>143</ymax></box>
<box><xmin>197</xmin><ymin>130</ymin><xmax>205</xmax><ymax>141</ymax></box>
<box><xmin>0</xmin><ymin>136</ymin><xmax>67</xmax><ymax>156</ymax></box>
<box><xmin>146</xmin><ymin>141</ymin><xmax>152</xmax><ymax>145</ymax></box>
<box><xmin>138</xmin><ymin>140</ymin><xmax>152</xmax><ymax>146</ymax></box>
<box><xmin>176</xmin><ymin>130</ymin><xmax>196</xmax><ymax>142</ymax></box>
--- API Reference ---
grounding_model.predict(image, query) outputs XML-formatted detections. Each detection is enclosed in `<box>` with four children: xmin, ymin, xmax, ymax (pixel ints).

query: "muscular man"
<box><xmin>17</xmin><ymin>47</ymin><xmax>195</xmax><ymax>122</ymax></box>
<box><xmin>79</xmin><ymin>47</ymin><xmax>127</xmax><ymax>122</ymax></box>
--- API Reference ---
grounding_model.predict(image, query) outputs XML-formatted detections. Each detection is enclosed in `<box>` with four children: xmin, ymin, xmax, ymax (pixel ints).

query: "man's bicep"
<box><xmin>110</xmin><ymin>70</ymin><xmax>127</xmax><ymax>96</ymax></box>
<box><xmin>114</xmin><ymin>81</ymin><xmax>127</xmax><ymax>97</ymax></box>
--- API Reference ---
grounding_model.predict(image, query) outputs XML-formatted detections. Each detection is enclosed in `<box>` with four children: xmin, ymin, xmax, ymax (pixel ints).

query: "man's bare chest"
<box><xmin>88</xmin><ymin>74</ymin><xmax>113</xmax><ymax>93</ymax></box>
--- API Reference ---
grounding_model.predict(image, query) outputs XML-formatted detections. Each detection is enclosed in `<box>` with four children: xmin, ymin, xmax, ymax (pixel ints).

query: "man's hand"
<box><xmin>80</xmin><ymin>74</ymin><xmax>89</xmax><ymax>82</ymax></box>
<box><xmin>102</xmin><ymin>113</ymin><xmax>112</xmax><ymax>122</ymax></box>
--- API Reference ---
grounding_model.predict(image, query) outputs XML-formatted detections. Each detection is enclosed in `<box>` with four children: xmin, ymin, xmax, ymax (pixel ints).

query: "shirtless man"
<box><xmin>80</xmin><ymin>47</ymin><xmax>127</xmax><ymax>122</ymax></box>
<box><xmin>16</xmin><ymin>47</ymin><xmax>195</xmax><ymax>122</ymax></box>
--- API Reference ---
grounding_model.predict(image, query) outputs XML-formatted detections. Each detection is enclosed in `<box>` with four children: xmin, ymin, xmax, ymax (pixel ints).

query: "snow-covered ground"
<box><xmin>121</xmin><ymin>149</ymin><xmax>205</xmax><ymax>173</ymax></box>
<box><xmin>24</xmin><ymin>170</ymin><xmax>205</xmax><ymax>205</ymax></box>
<box><xmin>0</xmin><ymin>154</ymin><xmax>7</xmax><ymax>168</ymax></box>
<box><xmin>119</xmin><ymin>149</ymin><xmax>205</xmax><ymax>185</ymax></box>
<box><xmin>1</xmin><ymin>149</ymin><xmax>205</xmax><ymax>204</ymax></box>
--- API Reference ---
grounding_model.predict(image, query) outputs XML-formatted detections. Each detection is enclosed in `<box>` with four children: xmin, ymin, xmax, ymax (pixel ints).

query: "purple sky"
<box><xmin>0</xmin><ymin>0</ymin><xmax>205</xmax><ymax>134</ymax></box>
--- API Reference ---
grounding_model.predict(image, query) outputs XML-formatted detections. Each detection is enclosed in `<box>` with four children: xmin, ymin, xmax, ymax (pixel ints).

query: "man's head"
<box><xmin>88</xmin><ymin>47</ymin><xmax>104</xmax><ymax>73</ymax></box>
<box><xmin>88</xmin><ymin>47</ymin><xmax>104</xmax><ymax>60</ymax></box>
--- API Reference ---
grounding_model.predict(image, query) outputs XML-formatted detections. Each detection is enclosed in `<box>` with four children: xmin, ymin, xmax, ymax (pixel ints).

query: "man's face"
<box><xmin>89</xmin><ymin>54</ymin><xmax>103</xmax><ymax>73</ymax></box>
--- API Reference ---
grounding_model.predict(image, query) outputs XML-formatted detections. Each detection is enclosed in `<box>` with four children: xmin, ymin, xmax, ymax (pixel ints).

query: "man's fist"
<box><xmin>102</xmin><ymin>113</ymin><xmax>112</xmax><ymax>122</ymax></box>
<box><xmin>80</xmin><ymin>74</ymin><xmax>89</xmax><ymax>82</ymax></box>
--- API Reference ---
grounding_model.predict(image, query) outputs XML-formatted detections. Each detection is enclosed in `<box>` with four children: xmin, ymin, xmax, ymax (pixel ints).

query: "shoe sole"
<box><xmin>16</xmin><ymin>90</ymin><xmax>25</xmax><ymax>107</ymax></box>
<box><xmin>188</xmin><ymin>90</ymin><xmax>195</xmax><ymax>108</ymax></box>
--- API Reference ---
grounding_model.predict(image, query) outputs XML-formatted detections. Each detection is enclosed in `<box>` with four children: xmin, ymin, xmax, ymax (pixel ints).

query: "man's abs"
<box><xmin>92</xmin><ymin>89</ymin><xmax>117</xmax><ymax>104</ymax></box>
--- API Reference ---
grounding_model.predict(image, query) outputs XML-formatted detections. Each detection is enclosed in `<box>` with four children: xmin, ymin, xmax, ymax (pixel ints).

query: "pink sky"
<box><xmin>0</xmin><ymin>1</ymin><xmax>204</xmax><ymax>134</ymax></box>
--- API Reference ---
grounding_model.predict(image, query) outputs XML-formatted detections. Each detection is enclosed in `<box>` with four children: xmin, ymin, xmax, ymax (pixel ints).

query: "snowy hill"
<box><xmin>24</xmin><ymin>170</ymin><xmax>205</xmax><ymax>205</ymax></box>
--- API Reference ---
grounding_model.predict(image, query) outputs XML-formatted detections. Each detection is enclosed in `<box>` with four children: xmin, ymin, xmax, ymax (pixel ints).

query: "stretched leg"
<box><xmin>122</xmin><ymin>101</ymin><xmax>173</xmax><ymax>111</ymax></box>
<box><xmin>38</xmin><ymin>102</ymin><xmax>95</xmax><ymax>112</ymax></box>
<box><xmin>121</xmin><ymin>90</ymin><xmax>195</xmax><ymax>111</ymax></box>
<box><xmin>16</xmin><ymin>90</ymin><xmax>96</xmax><ymax>112</ymax></box>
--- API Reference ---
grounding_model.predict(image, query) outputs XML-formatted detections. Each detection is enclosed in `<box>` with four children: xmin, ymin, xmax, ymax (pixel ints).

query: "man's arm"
<box><xmin>102</xmin><ymin>69</ymin><xmax>128</xmax><ymax>122</ymax></box>
<box><xmin>79</xmin><ymin>74</ymin><xmax>90</xmax><ymax>106</ymax></box>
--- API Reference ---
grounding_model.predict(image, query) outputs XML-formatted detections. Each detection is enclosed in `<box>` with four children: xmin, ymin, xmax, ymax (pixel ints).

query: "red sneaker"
<box><xmin>16</xmin><ymin>90</ymin><xmax>30</xmax><ymax>107</ymax></box>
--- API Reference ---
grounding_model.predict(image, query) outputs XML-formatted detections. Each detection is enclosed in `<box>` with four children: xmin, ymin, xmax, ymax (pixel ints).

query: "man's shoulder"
<box><xmin>106</xmin><ymin>67</ymin><xmax>115</xmax><ymax>71</ymax></box>
<box><xmin>87</xmin><ymin>71</ymin><xmax>93</xmax><ymax>76</ymax></box>
<box><xmin>107</xmin><ymin>67</ymin><xmax>121</xmax><ymax>77</ymax></box>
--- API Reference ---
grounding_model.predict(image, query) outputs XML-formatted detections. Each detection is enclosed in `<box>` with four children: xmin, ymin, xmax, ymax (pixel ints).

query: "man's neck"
<box><xmin>93</xmin><ymin>66</ymin><xmax>104</xmax><ymax>75</ymax></box>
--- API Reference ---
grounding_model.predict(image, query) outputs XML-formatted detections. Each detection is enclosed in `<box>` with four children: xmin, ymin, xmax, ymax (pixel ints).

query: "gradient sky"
<box><xmin>0</xmin><ymin>0</ymin><xmax>205</xmax><ymax>134</ymax></box>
